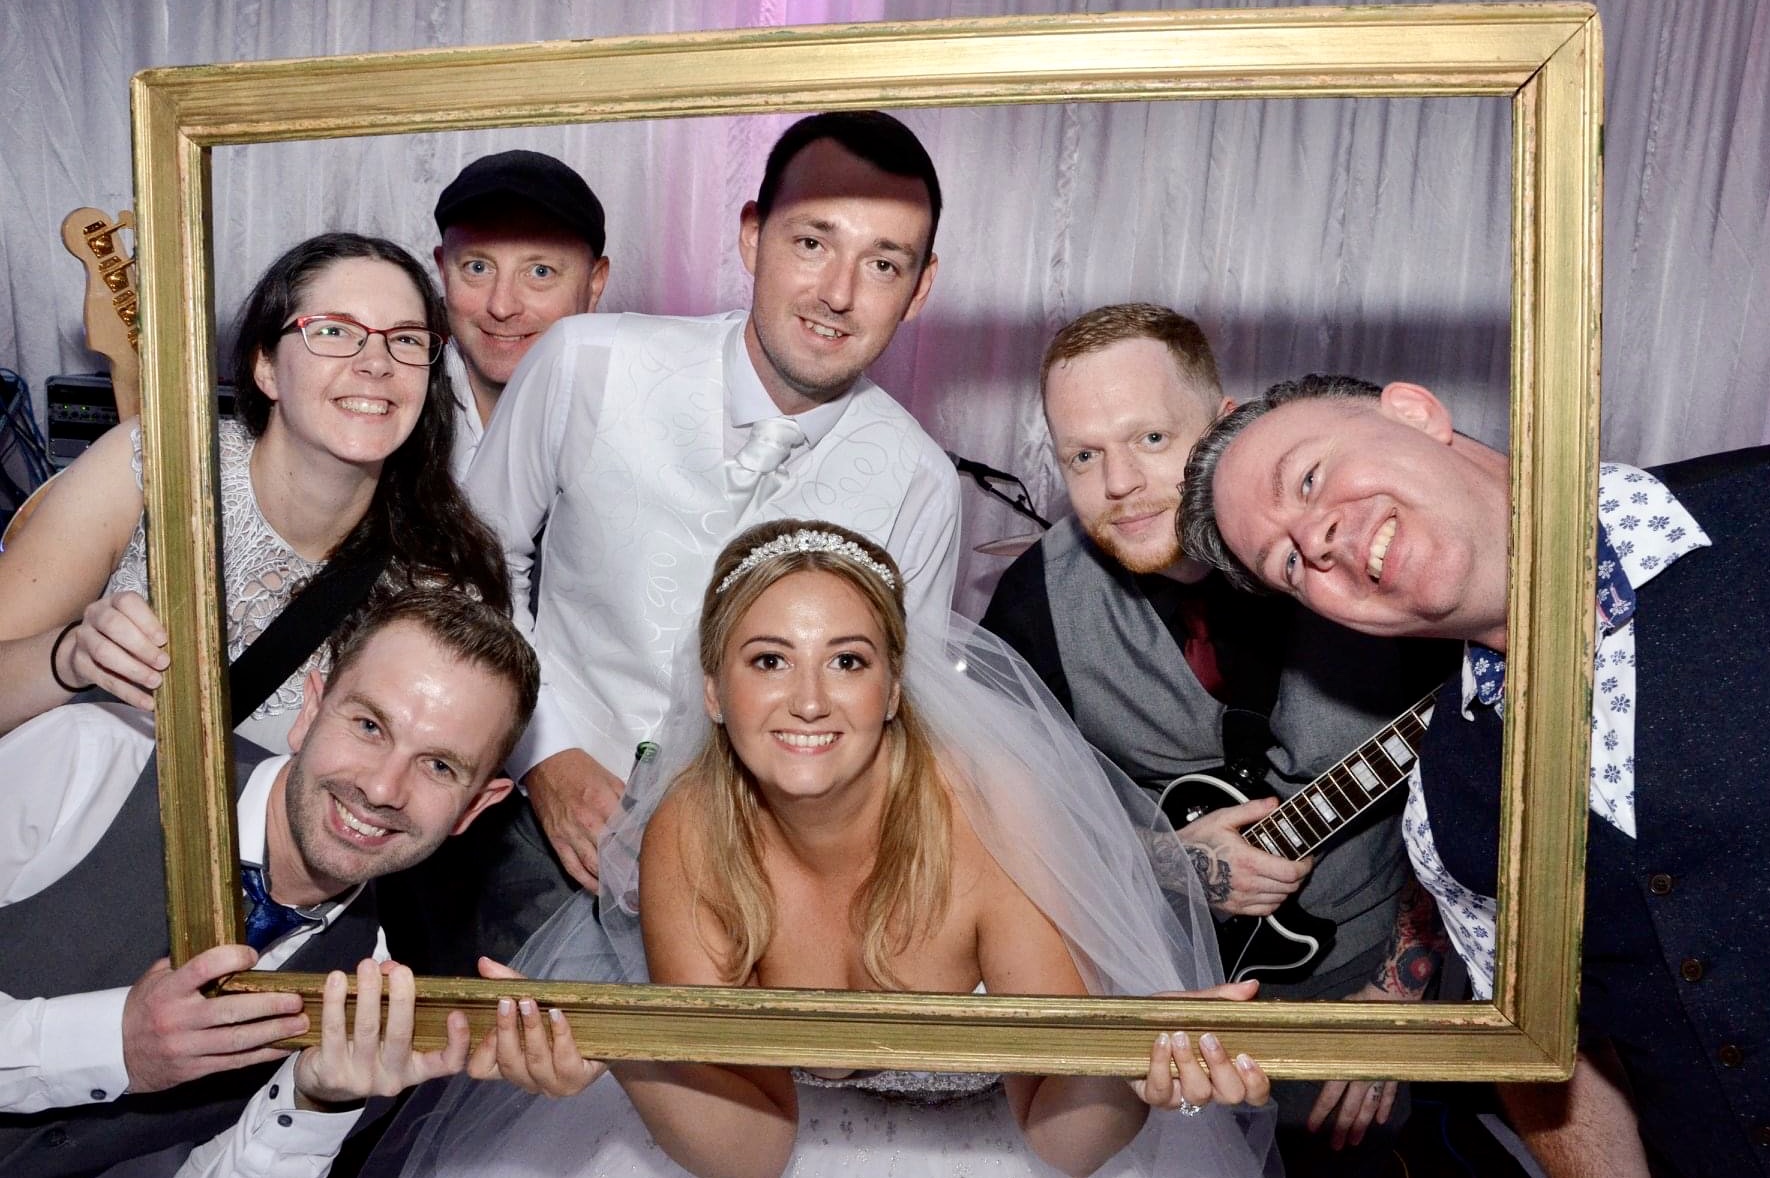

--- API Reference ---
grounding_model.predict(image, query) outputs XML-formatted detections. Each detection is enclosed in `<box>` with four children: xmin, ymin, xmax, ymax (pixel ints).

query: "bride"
<box><xmin>393</xmin><ymin>520</ymin><xmax>1279</xmax><ymax>1177</ymax></box>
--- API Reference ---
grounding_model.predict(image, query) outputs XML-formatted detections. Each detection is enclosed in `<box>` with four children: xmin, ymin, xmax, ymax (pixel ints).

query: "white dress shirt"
<box><xmin>443</xmin><ymin>342</ymin><xmax>485</xmax><ymax>484</ymax></box>
<box><xmin>0</xmin><ymin>703</ymin><xmax>374</xmax><ymax>1174</ymax></box>
<box><xmin>466</xmin><ymin>310</ymin><xmax>961</xmax><ymax>778</ymax></box>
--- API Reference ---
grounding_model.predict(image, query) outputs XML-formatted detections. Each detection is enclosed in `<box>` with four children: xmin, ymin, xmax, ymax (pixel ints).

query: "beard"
<box><xmin>1083</xmin><ymin>498</ymin><xmax>1183</xmax><ymax>575</ymax></box>
<box><xmin>283</xmin><ymin>758</ymin><xmax>438</xmax><ymax>892</ymax></box>
<box><xmin>751</xmin><ymin>308</ymin><xmax>873</xmax><ymax>405</ymax></box>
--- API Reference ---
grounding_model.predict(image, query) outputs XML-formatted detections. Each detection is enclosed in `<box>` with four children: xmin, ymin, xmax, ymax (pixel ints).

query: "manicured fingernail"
<box><xmin>519</xmin><ymin>999</ymin><xmax>537</xmax><ymax>1017</ymax></box>
<box><xmin>1236</xmin><ymin>1053</ymin><xmax>1255</xmax><ymax>1071</ymax></box>
<box><xmin>1174</xmin><ymin>1031</ymin><xmax>1190</xmax><ymax>1052</ymax></box>
<box><xmin>1156</xmin><ymin>1032</ymin><xmax>1170</xmax><ymax>1047</ymax></box>
<box><xmin>498</xmin><ymin>998</ymin><xmax>513</xmax><ymax>1015</ymax></box>
<box><xmin>1200</xmin><ymin>1032</ymin><xmax>1221</xmax><ymax>1053</ymax></box>
<box><xmin>550</xmin><ymin>1008</ymin><xmax>565</xmax><ymax>1024</ymax></box>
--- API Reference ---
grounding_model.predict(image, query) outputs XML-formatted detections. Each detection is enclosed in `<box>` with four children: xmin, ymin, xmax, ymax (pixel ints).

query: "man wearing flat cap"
<box><xmin>368</xmin><ymin>151</ymin><xmax>611</xmax><ymax>978</ymax></box>
<box><xmin>433</xmin><ymin>149</ymin><xmax>611</xmax><ymax>478</ymax></box>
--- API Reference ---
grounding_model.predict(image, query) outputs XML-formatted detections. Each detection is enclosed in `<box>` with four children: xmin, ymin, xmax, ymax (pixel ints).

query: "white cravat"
<box><xmin>728</xmin><ymin>416</ymin><xmax>804</xmax><ymax>517</ymax></box>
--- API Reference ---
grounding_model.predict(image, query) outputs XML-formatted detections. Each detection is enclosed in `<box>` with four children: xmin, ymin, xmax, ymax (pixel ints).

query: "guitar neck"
<box><xmin>1242</xmin><ymin>692</ymin><xmax>1437</xmax><ymax>861</ymax></box>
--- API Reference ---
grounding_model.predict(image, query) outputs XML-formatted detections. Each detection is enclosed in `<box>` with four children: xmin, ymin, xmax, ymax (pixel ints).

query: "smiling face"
<box><xmin>1045</xmin><ymin>336</ymin><xmax>1228</xmax><ymax>574</ymax></box>
<box><xmin>705</xmin><ymin>569</ymin><xmax>901</xmax><ymax>812</ymax></box>
<box><xmin>270</xmin><ymin>620</ymin><xmax>516</xmax><ymax>904</ymax></box>
<box><xmin>252</xmin><ymin>256</ymin><xmax>431</xmax><ymax>471</ymax></box>
<box><xmin>435</xmin><ymin>212</ymin><xmax>607</xmax><ymax>409</ymax></box>
<box><xmin>739</xmin><ymin>138</ymin><xmax>938</xmax><ymax>415</ymax></box>
<box><xmin>1210</xmin><ymin>383</ymin><xmax>1512</xmax><ymax>647</ymax></box>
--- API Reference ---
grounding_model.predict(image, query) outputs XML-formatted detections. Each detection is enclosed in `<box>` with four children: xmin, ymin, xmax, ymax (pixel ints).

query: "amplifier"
<box><xmin>46</xmin><ymin>374</ymin><xmax>237</xmax><ymax>469</ymax></box>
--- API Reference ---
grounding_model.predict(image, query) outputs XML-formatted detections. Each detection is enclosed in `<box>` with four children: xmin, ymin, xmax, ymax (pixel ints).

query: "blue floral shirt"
<box><xmin>1403</xmin><ymin>463</ymin><xmax>1711</xmax><ymax>997</ymax></box>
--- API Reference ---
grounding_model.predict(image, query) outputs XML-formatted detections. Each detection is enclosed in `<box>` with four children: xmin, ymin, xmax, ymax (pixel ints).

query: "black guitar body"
<box><xmin>1157</xmin><ymin>769</ymin><xmax>1338</xmax><ymax>986</ymax></box>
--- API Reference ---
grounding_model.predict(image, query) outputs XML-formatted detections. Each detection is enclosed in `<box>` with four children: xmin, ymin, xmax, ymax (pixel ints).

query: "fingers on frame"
<box><xmin>353</xmin><ymin>959</ymin><xmax>384</xmax><ymax>1055</ymax></box>
<box><xmin>1170</xmin><ymin>1032</ymin><xmax>1217</xmax><ymax>1109</ymax></box>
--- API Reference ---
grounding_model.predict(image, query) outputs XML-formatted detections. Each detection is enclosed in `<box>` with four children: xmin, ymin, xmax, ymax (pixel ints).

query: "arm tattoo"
<box><xmin>1184</xmin><ymin>843</ymin><xmax>1233</xmax><ymax>907</ymax></box>
<box><xmin>1142</xmin><ymin>831</ymin><xmax>1233</xmax><ymax>909</ymax></box>
<box><xmin>1372</xmin><ymin>879</ymin><xmax>1449</xmax><ymax>997</ymax></box>
<box><xmin>1189</xmin><ymin>838</ymin><xmax>1231</xmax><ymax>902</ymax></box>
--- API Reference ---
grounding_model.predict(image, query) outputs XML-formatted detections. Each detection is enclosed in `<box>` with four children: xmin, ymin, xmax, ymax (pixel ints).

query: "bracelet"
<box><xmin>49</xmin><ymin>621</ymin><xmax>94</xmax><ymax>694</ymax></box>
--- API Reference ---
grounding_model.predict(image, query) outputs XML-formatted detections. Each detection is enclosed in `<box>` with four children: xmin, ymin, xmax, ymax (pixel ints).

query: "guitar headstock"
<box><xmin>61</xmin><ymin>207</ymin><xmax>140</xmax><ymax>420</ymax></box>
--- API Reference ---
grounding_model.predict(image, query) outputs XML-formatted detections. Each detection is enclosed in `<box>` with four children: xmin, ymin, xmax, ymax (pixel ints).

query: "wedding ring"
<box><xmin>1177</xmin><ymin>1097</ymin><xmax>1204</xmax><ymax>1117</ymax></box>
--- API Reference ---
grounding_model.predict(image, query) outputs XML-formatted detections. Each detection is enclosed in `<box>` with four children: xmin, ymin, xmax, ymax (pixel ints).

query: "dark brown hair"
<box><xmin>230</xmin><ymin>232</ymin><xmax>510</xmax><ymax>611</ymax></box>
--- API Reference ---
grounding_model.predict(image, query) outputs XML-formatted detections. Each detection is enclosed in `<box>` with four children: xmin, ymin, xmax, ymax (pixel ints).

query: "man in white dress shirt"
<box><xmin>0</xmin><ymin>589</ymin><xmax>538</xmax><ymax>1176</ymax></box>
<box><xmin>465</xmin><ymin>110</ymin><xmax>961</xmax><ymax>898</ymax></box>
<box><xmin>432</xmin><ymin>150</ymin><xmax>611</xmax><ymax>479</ymax></box>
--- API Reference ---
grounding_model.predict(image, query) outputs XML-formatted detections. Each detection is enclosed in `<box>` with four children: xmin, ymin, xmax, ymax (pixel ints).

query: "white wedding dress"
<box><xmin>383</xmin><ymin>616</ymin><xmax>1280</xmax><ymax>1178</ymax></box>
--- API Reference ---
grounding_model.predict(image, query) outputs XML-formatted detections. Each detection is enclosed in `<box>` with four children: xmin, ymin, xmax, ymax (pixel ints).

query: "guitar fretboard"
<box><xmin>1243</xmin><ymin>694</ymin><xmax>1436</xmax><ymax>861</ymax></box>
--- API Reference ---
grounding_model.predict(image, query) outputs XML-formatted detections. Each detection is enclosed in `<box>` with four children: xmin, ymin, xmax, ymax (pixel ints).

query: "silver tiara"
<box><xmin>715</xmin><ymin>529</ymin><xmax>897</xmax><ymax>594</ymax></box>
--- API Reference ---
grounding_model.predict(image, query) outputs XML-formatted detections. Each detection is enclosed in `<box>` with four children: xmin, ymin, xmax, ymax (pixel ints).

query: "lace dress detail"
<box><xmin>106</xmin><ymin>420</ymin><xmax>325</xmax><ymax>746</ymax></box>
<box><xmin>789</xmin><ymin>1068</ymin><xmax>1000</xmax><ymax>1106</ymax></box>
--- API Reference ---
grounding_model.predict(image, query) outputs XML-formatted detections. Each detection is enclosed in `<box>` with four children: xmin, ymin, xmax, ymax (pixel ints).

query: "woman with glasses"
<box><xmin>0</xmin><ymin>231</ymin><xmax>509</xmax><ymax>747</ymax></box>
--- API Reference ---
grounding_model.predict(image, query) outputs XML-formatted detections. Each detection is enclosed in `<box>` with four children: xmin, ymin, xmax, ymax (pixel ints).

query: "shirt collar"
<box><xmin>1459</xmin><ymin>462</ymin><xmax>1710</xmax><ymax>715</ymax></box>
<box><xmin>443</xmin><ymin>341</ymin><xmax>484</xmax><ymax>446</ymax></box>
<box><xmin>723</xmin><ymin>313</ymin><xmax>857</xmax><ymax>447</ymax></box>
<box><xmin>240</xmin><ymin>753</ymin><xmax>362</xmax><ymax>922</ymax></box>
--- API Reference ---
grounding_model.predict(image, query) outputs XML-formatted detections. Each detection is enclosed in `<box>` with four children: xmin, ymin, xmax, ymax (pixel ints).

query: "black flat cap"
<box><xmin>434</xmin><ymin>150</ymin><xmax>605</xmax><ymax>256</ymax></box>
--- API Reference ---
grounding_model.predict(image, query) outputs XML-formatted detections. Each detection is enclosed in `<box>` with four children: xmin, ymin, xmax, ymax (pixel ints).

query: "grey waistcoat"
<box><xmin>1037</xmin><ymin>516</ymin><xmax>1415</xmax><ymax>998</ymax></box>
<box><xmin>0</xmin><ymin>737</ymin><xmax>380</xmax><ymax>1178</ymax></box>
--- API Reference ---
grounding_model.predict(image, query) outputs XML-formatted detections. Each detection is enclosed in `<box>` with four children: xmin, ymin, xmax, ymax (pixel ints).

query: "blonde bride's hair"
<box><xmin>676</xmin><ymin>520</ymin><xmax>951</xmax><ymax>989</ymax></box>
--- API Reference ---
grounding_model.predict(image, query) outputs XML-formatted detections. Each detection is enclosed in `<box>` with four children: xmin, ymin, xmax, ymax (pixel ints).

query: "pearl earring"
<box><xmin>712</xmin><ymin>711</ymin><xmax>724</xmax><ymax>724</ymax></box>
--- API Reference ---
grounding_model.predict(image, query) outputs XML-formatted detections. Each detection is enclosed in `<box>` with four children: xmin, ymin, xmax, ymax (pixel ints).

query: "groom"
<box><xmin>450</xmin><ymin>109</ymin><xmax>963</xmax><ymax>971</ymax></box>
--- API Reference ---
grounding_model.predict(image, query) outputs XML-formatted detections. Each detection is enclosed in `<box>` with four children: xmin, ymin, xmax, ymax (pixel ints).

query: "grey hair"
<box><xmin>1180</xmin><ymin>374</ymin><xmax>1384</xmax><ymax>593</ymax></box>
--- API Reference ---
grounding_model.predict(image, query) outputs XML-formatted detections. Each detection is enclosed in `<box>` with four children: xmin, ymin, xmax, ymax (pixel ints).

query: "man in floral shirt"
<box><xmin>1178</xmin><ymin>373</ymin><xmax>1770</xmax><ymax>1178</ymax></box>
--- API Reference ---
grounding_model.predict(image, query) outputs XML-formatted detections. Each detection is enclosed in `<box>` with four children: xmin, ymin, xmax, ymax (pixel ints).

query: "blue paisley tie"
<box><xmin>240</xmin><ymin>863</ymin><xmax>315</xmax><ymax>951</ymax></box>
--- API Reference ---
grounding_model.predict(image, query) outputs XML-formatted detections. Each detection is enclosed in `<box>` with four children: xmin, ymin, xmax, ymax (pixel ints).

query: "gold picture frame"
<box><xmin>135</xmin><ymin>3</ymin><xmax>1600</xmax><ymax>1081</ymax></box>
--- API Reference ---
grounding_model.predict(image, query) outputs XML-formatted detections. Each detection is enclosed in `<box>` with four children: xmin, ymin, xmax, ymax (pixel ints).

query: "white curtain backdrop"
<box><xmin>1</xmin><ymin>0</ymin><xmax>1765</xmax><ymax>616</ymax></box>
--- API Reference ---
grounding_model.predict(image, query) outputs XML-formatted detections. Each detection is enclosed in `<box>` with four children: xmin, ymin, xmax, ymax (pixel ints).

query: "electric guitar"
<box><xmin>2</xmin><ymin>210</ymin><xmax>141</xmax><ymax>549</ymax></box>
<box><xmin>61</xmin><ymin>206</ymin><xmax>140</xmax><ymax>418</ymax></box>
<box><xmin>1158</xmin><ymin>693</ymin><xmax>1436</xmax><ymax>984</ymax></box>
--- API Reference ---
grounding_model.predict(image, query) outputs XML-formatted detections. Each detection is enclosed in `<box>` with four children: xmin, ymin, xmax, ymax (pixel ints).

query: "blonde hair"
<box><xmin>676</xmin><ymin>520</ymin><xmax>951</xmax><ymax>989</ymax></box>
<box><xmin>1040</xmin><ymin>302</ymin><xmax>1222</xmax><ymax>409</ymax></box>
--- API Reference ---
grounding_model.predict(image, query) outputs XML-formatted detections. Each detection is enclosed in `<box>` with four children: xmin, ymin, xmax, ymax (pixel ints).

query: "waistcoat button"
<box><xmin>1647</xmin><ymin>873</ymin><xmax>1673</xmax><ymax>895</ymax></box>
<box><xmin>1680</xmin><ymin>958</ymin><xmax>1705</xmax><ymax>982</ymax></box>
<box><xmin>1720</xmin><ymin>1044</ymin><xmax>1745</xmax><ymax>1068</ymax></box>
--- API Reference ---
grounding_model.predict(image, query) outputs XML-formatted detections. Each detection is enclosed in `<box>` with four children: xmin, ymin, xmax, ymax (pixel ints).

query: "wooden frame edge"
<box><xmin>136</xmin><ymin>3</ymin><xmax>1601</xmax><ymax>1080</ymax></box>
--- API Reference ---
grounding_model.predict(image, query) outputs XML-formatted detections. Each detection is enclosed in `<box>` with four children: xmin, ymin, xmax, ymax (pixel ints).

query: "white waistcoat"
<box><xmin>536</xmin><ymin>313</ymin><xmax>926</xmax><ymax>771</ymax></box>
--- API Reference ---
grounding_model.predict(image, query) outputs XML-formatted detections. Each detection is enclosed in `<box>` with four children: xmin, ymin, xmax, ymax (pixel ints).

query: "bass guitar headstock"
<box><xmin>61</xmin><ymin>207</ymin><xmax>140</xmax><ymax>420</ymax></box>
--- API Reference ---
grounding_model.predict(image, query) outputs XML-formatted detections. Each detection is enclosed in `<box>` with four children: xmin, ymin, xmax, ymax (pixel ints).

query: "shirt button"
<box><xmin>1647</xmin><ymin>873</ymin><xmax>1673</xmax><ymax>895</ymax></box>
<box><xmin>1720</xmin><ymin>1044</ymin><xmax>1745</xmax><ymax>1068</ymax></box>
<box><xmin>1679</xmin><ymin>958</ymin><xmax>1705</xmax><ymax>982</ymax></box>
<box><xmin>277</xmin><ymin>1113</ymin><xmax>294</xmax><ymax>1128</ymax></box>
<box><xmin>269</xmin><ymin>1083</ymin><xmax>280</xmax><ymax>1099</ymax></box>
<box><xmin>89</xmin><ymin>1088</ymin><xmax>106</xmax><ymax>1101</ymax></box>
<box><xmin>1755</xmin><ymin>1123</ymin><xmax>1770</xmax><ymax>1147</ymax></box>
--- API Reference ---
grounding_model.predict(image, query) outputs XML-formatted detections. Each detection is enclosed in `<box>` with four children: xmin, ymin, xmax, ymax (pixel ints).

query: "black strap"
<box><xmin>228</xmin><ymin>548</ymin><xmax>388</xmax><ymax>725</ymax></box>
